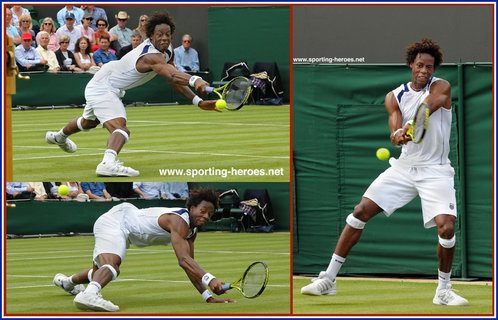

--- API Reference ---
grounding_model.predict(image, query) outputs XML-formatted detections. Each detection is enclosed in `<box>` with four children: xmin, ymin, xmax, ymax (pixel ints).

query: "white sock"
<box><xmin>325</xmin><ymin>253</ymin><xmax>346</xmax><ymax>280</ymax></box>
<box><xmin>67</xmin><ymin>275</ymin><xmax>75</xmax><ymax>285</ymax></box>
<box><xmin>438</xmin><ymin>269</ymin><xmax>452</xmax><ymax>289</ymax></box>
<box><xmin>102</xmin><ymin>149</ymin><xmax>117</xmax><ymax>163</ymax></box>
<box><xmin>55</xmin><ymin>129</ymin><xmax>67</xmax><ymax>143</ymax></box>
<box><xmin>85</xmin><ymin>281</ymin><xmax>102</xmax><ymax>295</ymax></box>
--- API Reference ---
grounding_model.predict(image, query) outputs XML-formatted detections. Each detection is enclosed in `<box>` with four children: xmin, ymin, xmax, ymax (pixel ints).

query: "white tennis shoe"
<box><xmin>74</xmin><ymin>291</ymin><xmax>120</xmax><ymax>312</ymax></box>
<box><xmin>53</xmin><ymin>273</ymin><xmax>85</xmax><ymax>295</ymax></box>
<box><xmin>96</xmin><ymin>160</ymin><xmax>139</xmax><ymax>177</ymax></box>
<box><xmin>301</xmin><ymin>271</ymin><xmax>336</xmax><ymax>296</ymax></box>
<box><xmin>433</xmin><ymin>285</ymin><xmax>469</xmax><ymax>306</ymax></box>
<box><xmin>46</xmin><ymin>131</ymin><xmax>77</xmax><ymax>153</ymax></box>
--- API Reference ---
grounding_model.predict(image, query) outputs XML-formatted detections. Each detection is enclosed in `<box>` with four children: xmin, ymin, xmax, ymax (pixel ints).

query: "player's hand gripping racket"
<box><xmin>222</xmin><ymin>261</ymin><xmax>269</xmax><ymax>298</ymax></box>
<box><xmin>205</xmin><ymin>76</ymin><xmax>252</xmax><ymax>111</ymax></box>
<box><xmin>406</xmin><ymin>102</ymin><xmax>430</xmax><ymax>144</ymax></box>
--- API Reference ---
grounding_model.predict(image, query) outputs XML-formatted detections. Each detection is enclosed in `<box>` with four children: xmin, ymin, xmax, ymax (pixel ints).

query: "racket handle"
<box><xmin>205</xmin><ymin>86</ymin><xmax>214</xmax><ymax>93</ymax></box>
<box><xmin>222</xmin><ymin>284</ymin><xmax>232</xmax><ymax>291</ymax></box>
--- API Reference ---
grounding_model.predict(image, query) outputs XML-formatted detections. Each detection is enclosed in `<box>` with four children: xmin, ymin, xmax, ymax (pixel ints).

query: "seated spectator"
<box><xmin>81</xmin><ymin>5</ymin><xmax>108</xmax><ymax>31</ymax></box>
<box><xmin>43</xmin><ymin>182</ymin><xmax>58</xmax><ymax>198</ymax></box>
<box><xmin>77</xmin><ymin>13</ymin><xmax>96</xmax><ymax>46</ymax></box>
<box><xmin>105</xmin><ymin>182</ymin><xmax>136</xmax><ymax>199</ymax></box>
<box><xmin>134</xmin><ymin>14</ymin><xmax>148</xmax><ymax>41</ymax></box>
<box><xmin>74</xmin><ymin>36</ymin><xmax>97</xmax><ymax>72</ymax></box>
<box><xmin>117</xmin><ymin>30</ymin><xmax>142</xmax><ymax>59</ymax></box>
<box><xmin>60</xmin><ymin>182</ymin><xmax>89</xmax><ymax>201</ymax></box>
<box><xmin>132</xmin><ymin>182</ymin><xmax>163</xmax><ymax>200</ymax></box>
<box><xmin>93</xmin><ymin>18</ymin><xmax>110</xmax><ymax>50</ymax></box>
<box><xmin>174</xmin><ymin>34</ymin><xmax>200</xmax><ymax>72</ymax></box>
<box><xmin>80</xmin><ymin>182</ymin><xmax>113</xmax><ymax>201</ymax></box>
<box><xmin>15</xmin><ymin>33</ymin><xmax>47</xmax><ymax>72</ymax></box>
<box><xmin>11</xmin><ymin>5</ymin><xmax>30</xmax><ymax>30</ymax></box>
<box><xmin>6</xmin><ymin>8</ymin><xmax>21</xmax><ymax>45</ymax></box>
<box><xmin>93</xmin><ymin>35</ymin><xmax>117</xmax><ymax>67</ymax></box>
<box><xmin>57</xmin><ymin>5</ymin><xmax>84</xmax><ymax>28</ymax></box>
<box><xmin>56</xmin><ymin>12</ymin><xmax>82</xmax><ymax>52</ymax></box>
<box><xmin>27</xmin><ymin>182</ymin><xmax>48</xmax><ymax>200</ymax></box>
<box><xmin>161</xmin><ymin>182</ymin><xmax>189</xmax><ymax>200</ymax></box>
<box><xmin>55</xmin><ymin>35</ymin><xmax>82</xmax><ymax>72</ymax></box>
<box><xmin>43</xmin><ymin>182</ymin><xmax>69</xmax><ymax>199</ymax></box>
<box><xmin>6</xmin><ymin>182</ymin><xmax>34</xmax><ymax>200</ymax></box>
<box><xmin>17</xmin><ymin>14</ymin><xmax>36</xmax><ymax>48</ymax></box>
<box><xmin>36</xmin><ymin>17</ymin><xmax>59</xmax><ymax>52</ymax></box>
<box><xmin>36</xmin><ymin>31</ymin><xmax>60</xmax><ymax>72</ymax></box>
<box><xmin>109</xmin><ymin>11</ymin><xmax>133</xmax><ymax>52</ymax></box>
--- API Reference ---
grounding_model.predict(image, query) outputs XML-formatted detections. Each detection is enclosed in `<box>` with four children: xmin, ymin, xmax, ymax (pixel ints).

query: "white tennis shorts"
<box><xmin>83</xmin><ymin>80</ymin><xmax>127</xmax><ymax>124</ymax></box>
<box><xmin>364</xmin><ymin>158</ymin><xmax>457</xmax><ymax>229</ymax></box>
<box><xmin>92</xmin><ymin>203</ymin><xmax>134</xmax><ymax>267</ymax></box>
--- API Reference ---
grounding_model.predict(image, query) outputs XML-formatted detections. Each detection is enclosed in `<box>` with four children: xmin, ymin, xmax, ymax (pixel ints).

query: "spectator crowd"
<box><xmin>6</xmin><ymin>182</ymin><xmax>192</xmax><ymax>203</ymax></box>
<box><xmin>8</xmin><ymin>6</ymin><xmax>201</xmax><ymax>74</ymax></box>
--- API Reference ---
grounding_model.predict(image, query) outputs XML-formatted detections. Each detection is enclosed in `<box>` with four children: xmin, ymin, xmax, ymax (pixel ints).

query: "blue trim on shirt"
<box><xmin>397</xmin><ymin>83</ymin><xmax>409</xmax><ymax>102</ymax></box>
<box><xmin>141</xmin><ymin>45</ymin><xmax>151</xmax><ymax>56</ymax></box>
<box><xmin>172</xmin><ymin>209</ymin><xmax>189</xmax><ymax>215</ymax></box>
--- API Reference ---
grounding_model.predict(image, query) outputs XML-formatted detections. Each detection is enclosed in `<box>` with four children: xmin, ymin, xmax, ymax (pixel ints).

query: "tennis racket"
<box><xmin>221</xmin><ymin>261</ymin><xmax>269</xmax><ymax>298</ymax></box>
<box><xmin>205</xmin><ymin>77</ymin><xmax>252</xmax><ymax>111</ymax></box>
<box><xmin>406</xmin><ymin>102</ymin><xmax>430</xmax><ymax>144</ymax></box>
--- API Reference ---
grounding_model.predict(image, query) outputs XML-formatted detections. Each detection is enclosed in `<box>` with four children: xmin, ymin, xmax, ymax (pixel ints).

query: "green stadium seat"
<box><xmin>24</xmin><ymin>5</ymin><xmax>38</xmax><ymax>20</ymax></box>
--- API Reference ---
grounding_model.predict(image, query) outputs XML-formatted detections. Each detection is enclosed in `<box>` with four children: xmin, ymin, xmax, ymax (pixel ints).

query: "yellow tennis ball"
<box><xmin>58</xmin><ymin>185</ymin><xmax>69</xmax><ymax>196</ymax></box>
<box><xmin>376</xmin><ymin>148</ymin><xmax>390</xmax><ymax>161</ymax></box>
<box><xmin>215</xmin><ymin>99</ymin><xmax>226</xmax><ymax>109</ymax></box>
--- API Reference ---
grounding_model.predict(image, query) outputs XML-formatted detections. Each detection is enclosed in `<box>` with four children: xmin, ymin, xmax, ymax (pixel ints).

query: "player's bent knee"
<box><xmin>346</xmin><ymin>213</ymin><xmax>366</xmax><ymax>230</ymax></box>
<box><xmin>101</xmin><ymin>264</ymin><xmax>119</xmax><ymax>280</ymax></box>
<box><xmin>87</xmin><ymin>269</ymin><xmax>93</xmax><ymax>282</ymax></box>
<box><xmin>113</xmin><ymin>129</ymin><xmax>129</xmax><ymax>143</ymax></box>
<box><xmin>77</xmin><ymin>117</ymin><xmax>93</xmax><ymax>131</ymax></box>
<box><xmin>438</xmin><ymin>235</ymin><xmax>456</xmax><ymax>248</ymax></box>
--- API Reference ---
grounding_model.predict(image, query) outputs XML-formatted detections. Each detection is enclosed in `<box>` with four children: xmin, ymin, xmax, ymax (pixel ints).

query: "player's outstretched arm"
<box><xmin>424</xmin><ymin>79</ymin><xmax>452</xmax><ymax>113</ymax></box>
<box><xmin>160</xmin><ymin>214</ymin><xmax>228</xmax><ymax>297</ymax></box>
<box><xmin>138</xmin><ymin>53</ymin><xmax>211</xmax><ymax>94</ymax></box>
<box><xmin>167</xmin><ymin>81</ymin><xmax>221</xmax><ymax>112</ymax></box>
<box><xmin>385</xmin><ymin>92</ymin><xmax>411</xmax><ymax>146</ymax></box>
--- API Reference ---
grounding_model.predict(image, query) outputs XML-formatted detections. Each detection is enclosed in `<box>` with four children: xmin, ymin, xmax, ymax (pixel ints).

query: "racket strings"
<box><xmin>241</xmin><ymin>263</ymin><xmax>267</xmax><ymax>297</ymax></box>
<box><xmin>413</xmin><ymin>106</ymin><xmax>428</xmax><ymax>141</ymax></box>
<box><xmin>224</xmin><ymin>79</ymin><xmax>252</xmax><ymax>108</ymax></box>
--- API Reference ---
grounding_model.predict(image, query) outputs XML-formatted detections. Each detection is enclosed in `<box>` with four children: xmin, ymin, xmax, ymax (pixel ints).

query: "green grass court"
<box><xmin>6</xmin><ymin>232</ymin><xmax>290</xmax><ymax>315</ymax></box>
<box><xmin>293</xmin><ymin>277</ymin><xmax>493</xmax><ymax>315</ymax></box>
<box><xmin>12</xmin><ymin>104</ymin><xmax>289</xmax><ymax>182</ymax></box>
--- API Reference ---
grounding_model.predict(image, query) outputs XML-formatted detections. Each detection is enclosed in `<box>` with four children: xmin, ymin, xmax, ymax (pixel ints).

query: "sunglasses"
<box><xmin>43</xmin><ymin>22</ymin><xmax>52</xmax><ymax>25</ymax></box>
<box><xmin>97</xmin><ymin>24</ymin><xmax>106</xmax><ymax>26</ymax></box>
<box><xmin>83</xmin><ymin>17</ymin><xmax>93</xmax><ymax>20</ymax></box>
<box><xmin>60</xmin><ymin>41</ymin><xmax>69</xmax><ymax>44</ymax></box>
<box><xmin>140</xmin><ymin>19</ymin><xmax>146</xmax><ymax>22</ymax></box>
<box><xmin>183</xmin><ymin>40</ymin><xmax>191</xmax><ymax>43</ymax></box>
<box><xmin>118</xmin><ymin>18</ymin><xmax>127</xmax><ymax>21</ymax></box>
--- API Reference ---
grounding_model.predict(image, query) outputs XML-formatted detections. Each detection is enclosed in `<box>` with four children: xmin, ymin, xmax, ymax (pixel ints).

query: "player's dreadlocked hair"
<box><xmin>186</xmin><ymin>187</ymin><xmax>220</xmax><ymax>210</ymax></box>
<box><xmin>145</xmin><ymin>10</ymin><xmax>176</xmax><ymax>39</ymax></box>
<box><xmin>406</xmin><ymin>37</ymin><xmax>443</xmax><ymax>69</ymax></box>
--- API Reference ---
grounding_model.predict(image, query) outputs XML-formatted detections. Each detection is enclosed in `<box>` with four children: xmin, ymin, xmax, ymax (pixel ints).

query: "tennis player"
<box><xmin>46</xmin><ymin>10</ymin><xmax>218</xmax><ymax>177</ymax></box>
<box><xmin>301</xmin><ymin>38</ymin><xmax>468</xmax><ymax>306</ymax></box>
<box><xmin>53</xmin><ymin>187</ymin><xmax>234</xmax><ymax>311</ymax></box>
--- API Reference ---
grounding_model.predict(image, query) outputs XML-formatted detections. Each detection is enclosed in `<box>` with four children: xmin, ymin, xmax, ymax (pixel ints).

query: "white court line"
<box><xmin>13</xmin><ymin>146</ymin><xmax>289</xmax><ymax>161</ymax></box>
<box><xmin>7</xmin><ymin>275</ymin><xmax>289</xmax><ymax>290</ymax></box>
<box><xmin>7</xmin><ymin>249</ymin><xmax>289</xmax><ymax>261</ymax></box>
<box><xmin>13</xmin><ymin>119</ymin><xmax>289</xmax><ymax>129</ymax></box>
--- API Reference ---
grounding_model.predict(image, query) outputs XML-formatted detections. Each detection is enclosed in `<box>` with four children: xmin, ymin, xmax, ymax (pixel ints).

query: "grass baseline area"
<box><xmin>12</xmin><ymin>104</ymin><xmax>290</xmax><ymax>181</ymax></box>
<box><xmin>6</xmin><ymin>232</ymin><xmax>290</xmax><ymax>314</ymax></box>
<box><xmin>293</xmin><ymin>276</ymin><xmax>493</xmax><ymax>315</ymax></box>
